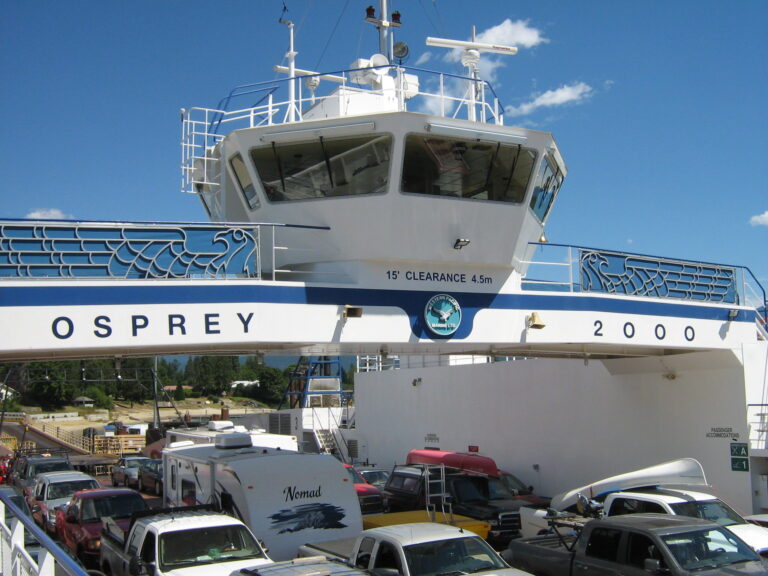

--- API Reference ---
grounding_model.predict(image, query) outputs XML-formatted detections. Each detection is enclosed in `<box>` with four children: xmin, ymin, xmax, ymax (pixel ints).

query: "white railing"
<box><xmin>181</xmin><ymin>65</ymin><xmax>504</xmax><ymax>195</ymax></box>
<box><xmin>0</xmin><ymin>495</ymin><xmax>88</xmax><ymax>576</ymax></box>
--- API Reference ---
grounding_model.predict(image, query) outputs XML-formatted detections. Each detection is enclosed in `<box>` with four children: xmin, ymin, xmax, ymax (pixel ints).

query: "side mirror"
<box><xmin>31</xmin><ymin>504</ymin><xmax>41</xmax><ymax>514</ymax></box>
<box><xmin>66</xmin><ymin>505</ymin><xmax>78</xmax><ymax>523</ymax></box>
<box><xmin>643</xmin><ymin>558</ymin><xmax>666</xmax><ymax>574</ymax></box>
<box><xmin>128</xmin><ymin>557</ymin><xmax>149</xmax><ymax>576</ymax></box>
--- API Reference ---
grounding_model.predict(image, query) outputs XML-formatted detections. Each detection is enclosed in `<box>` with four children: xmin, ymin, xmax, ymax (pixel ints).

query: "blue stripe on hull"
<box><xmin>0</xmin><ymin>284</ymin><xmax>752</xmax><ymax>340</ymax></box>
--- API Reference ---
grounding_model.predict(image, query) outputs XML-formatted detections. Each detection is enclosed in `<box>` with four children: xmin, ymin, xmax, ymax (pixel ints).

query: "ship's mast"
<box><xmin>364</xmin><ymin>0</ymin><xmax>402</xmax><ymax>62</ymax></box>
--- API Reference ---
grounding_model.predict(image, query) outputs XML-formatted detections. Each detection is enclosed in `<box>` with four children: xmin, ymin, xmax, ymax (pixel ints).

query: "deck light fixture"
<box><xmin>453</xmin><ymin>238</ymin><xmax>470</xmax><ymax>250</ymax></box>
<box><xmin>728</xmin><ymin>309</ymin><xmax>739</xmax><ymax>320</ymax></box>
<box><xmin>526</xmin><ymin>312</ymin><xmax>546</xmax><ymax>329</ymax></box>
<box><xmin>344</xmin><ymin>305</ymin><xmax>364</xmax><ymax>319</ymax></box>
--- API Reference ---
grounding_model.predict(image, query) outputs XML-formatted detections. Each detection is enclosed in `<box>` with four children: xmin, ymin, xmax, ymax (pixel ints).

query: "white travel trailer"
<box><xmin>162</xmin><ymin>433</ymin><xmax>362</xmax><ymax>561</ymax></box>
<box><xmin>165</xmin><ymin>420</ymin><xmax>299</xmax><ymax>451</ymax></box>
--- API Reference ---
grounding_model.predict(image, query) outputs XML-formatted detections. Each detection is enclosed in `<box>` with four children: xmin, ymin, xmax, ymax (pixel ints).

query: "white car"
<box><xmin>110</xmin><ymin>456</ymin><xmax>150</xmax><ymax>488</ymax></box>
<box><xmin>28</xmin><ymin>470</ymin><xmax>99</xmax><ymax>534</ymax></box>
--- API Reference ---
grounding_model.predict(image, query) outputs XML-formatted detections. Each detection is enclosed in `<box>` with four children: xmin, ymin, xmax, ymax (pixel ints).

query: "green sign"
<box><xmin>731</xmin><ymin>458</ymin><xmax>749</xmax><ymax>472</ymax></box>
<box><xmin>731</xmin><ymin>443</ymin><xmax>749</xmax><ymax>471</ymax></box>
<box><xmin>731</xmin><ymin>443</ymin><xmax>748</xmax><ymax>457</ymax></box>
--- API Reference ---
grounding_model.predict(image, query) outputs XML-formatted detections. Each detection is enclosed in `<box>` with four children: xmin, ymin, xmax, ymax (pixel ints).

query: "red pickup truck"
<box><xmin>55</xmin><ymin>487</ymin><xmax>148</xmax><ymax>567</ymax></box>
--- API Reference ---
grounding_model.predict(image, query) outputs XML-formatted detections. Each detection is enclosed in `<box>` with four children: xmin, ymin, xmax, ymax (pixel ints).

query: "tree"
<box><xmin>173</xmin><ymin>383</ymin><xmax>186</xmax><ymax>401</ymax></box>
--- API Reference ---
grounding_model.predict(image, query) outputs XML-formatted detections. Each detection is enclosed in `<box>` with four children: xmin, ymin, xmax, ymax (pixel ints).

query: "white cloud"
<box><xmin>750</xmin><ymin>211</ymin><xmax>768</xmax><ymax>226</ymax></box>
<box><xmin>475</xmin><ymin>18</ymin><xmax>548</xmax><ymax>49</ymax></box>
<box><xmin>506</xmin><ymin>82</ymin><xmax>594</xmax><ymax>117</ymax></box>
<box><xmin>415</xmin><ymin>51</ymin><xmax>432</xmax><ymax>66</ymax></box>
<box><xmin>26</xmin><ymin>208</ymin><xmax>73</xmax><ymax>220</ymax></box>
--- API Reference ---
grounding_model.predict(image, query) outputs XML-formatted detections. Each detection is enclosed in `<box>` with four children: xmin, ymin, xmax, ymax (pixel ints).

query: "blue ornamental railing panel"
<box><xmin>579</xmin><ymin>249</ymin><xmax>738</xmax><ymax>303</ymax></box>
<box><xmin>0</xmin><ymin>220</ymin><xmax>260</xmax><ymax>279</ymax></box>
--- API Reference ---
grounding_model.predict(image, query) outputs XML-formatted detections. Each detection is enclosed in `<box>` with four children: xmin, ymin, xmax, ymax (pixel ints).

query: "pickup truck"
<box><xmin>298</xmin><ymin>521</ymin><xmax>533</xmax><ymax>576</ymax></box>
<box><xmin>521</xmin><ymin>486</ymin><xmax>768</xmax><ymax>555</ymax></box>
<box><xmin>240</xmin><ymin>556</ymin><xmax>369</xmax><ymax>576</ymax></box>
<box><xmin>503</xmin><ymin>513</ymin><xmax>768</xmax><ymax>576</ymax></box>
<box><xmin>99</xmin><ymin>508</ymin><xmax>273</xmax><ymax>576</ymax></box>
<box><xmin>382</xmin><ymin>464</ymin><xmax>536</xmax><ymax>547</ymax></box>
<box><xmin>56</xmin><ymin>487</ymin><xmax>148</xmax><ymax>567</ymax></box>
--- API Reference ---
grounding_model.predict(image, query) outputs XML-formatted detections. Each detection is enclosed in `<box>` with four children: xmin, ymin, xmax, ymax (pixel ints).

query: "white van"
<box><xmin>162</xmin><ymin>433</ymin><xmax>362</xmax><ymax>560</ymax></box>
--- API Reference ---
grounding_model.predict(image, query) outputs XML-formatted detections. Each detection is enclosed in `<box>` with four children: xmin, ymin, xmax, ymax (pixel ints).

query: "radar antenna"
<box><xmin>426</xmin><ymin>27</ymin><xmax>517</xmax><ymax>121</ymax></box>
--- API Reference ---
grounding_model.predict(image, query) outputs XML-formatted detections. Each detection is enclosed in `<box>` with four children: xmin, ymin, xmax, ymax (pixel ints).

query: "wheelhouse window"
<box><xmin>229</xmin><ymin>153</ymin><xmax>259</xmax><ymax>209</ymax></box>
<box><xmin>250</xmin><ymin>134</ymin><xmax>392</xmax><ymax>201</ymax></box>
<box><xmin>401</xmin><ymin>134</ymin><xmax>536</xmax><ymax>202</ymax></box>
<box><xmin>529</xmin><ymin>156</ymin><xmax>563</xmax><ymax>222</ymax></box>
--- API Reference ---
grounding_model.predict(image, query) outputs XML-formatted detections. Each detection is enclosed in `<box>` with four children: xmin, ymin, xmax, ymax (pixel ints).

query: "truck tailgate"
<box><xmin>299</xmin><ymin>537</ymin><xmax>358</xmax><ymax>561</ymax></box>
<box><xmin>363</xmin><ymin>511</ymin><xmax>491</xmax><ymax>539</ymax></box>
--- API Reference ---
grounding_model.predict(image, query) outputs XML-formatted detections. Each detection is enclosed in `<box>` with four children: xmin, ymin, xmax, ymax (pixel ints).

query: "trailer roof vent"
<box><xmin>215</xmin><ymin>432</ymin><xmax>252</xmax><ymax>449</ymax></box>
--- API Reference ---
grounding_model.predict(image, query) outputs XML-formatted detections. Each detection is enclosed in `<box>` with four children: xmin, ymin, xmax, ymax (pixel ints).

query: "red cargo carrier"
<box><xmin>406</xmin><ymin>449</ymin><xmax>500</xmax><ymax>477</ymax></box>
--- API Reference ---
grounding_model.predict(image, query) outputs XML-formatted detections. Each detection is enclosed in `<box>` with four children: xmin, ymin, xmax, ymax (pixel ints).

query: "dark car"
<box><xmin>56</xmin><ymin>487</ymin><xmax>148</xmax><ymax>567</ymax></box>
<box><xmin>358</xmin><ymin>468</ymin><xmax>391</xmax><ymax>490</ymax></box>
<box><xmin>0</xmin><ymin>485</ymin><xmax>42</xmax><ymax>561</ymax></box>
<box><xmin>137</xmin><ymin>459</ymin><xmax>163</xmax><ymax>496</ymax></box>
<box><xmin>10</xmin><ymin>451</ymin><xmax>73</xmax><ymax>496</ymax></box>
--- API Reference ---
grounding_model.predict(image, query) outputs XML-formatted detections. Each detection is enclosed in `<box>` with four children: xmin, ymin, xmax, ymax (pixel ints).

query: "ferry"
<box><xmin>1</xmin><ymin>2</ymin><xmax>767</xmax><ymax>573</ymax></box>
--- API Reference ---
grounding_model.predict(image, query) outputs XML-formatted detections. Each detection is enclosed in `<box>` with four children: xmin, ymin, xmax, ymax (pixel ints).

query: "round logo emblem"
<box><xmin>424</xmin><ymin>294</ymin><xmax>462</xmax><ymax>336</ymax></box>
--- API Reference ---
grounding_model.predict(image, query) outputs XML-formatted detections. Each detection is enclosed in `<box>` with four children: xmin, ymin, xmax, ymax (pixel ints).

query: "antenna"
<box><xmin>425</xmin><ymin>30</ymin><xmax>517</xmax><ymax>121</ymax></box>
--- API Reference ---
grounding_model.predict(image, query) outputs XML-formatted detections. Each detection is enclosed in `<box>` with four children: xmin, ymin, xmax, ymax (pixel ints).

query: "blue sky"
<box><xmin>2</xmin><ymin>0</ymin><xmax>767</xmax><ymax>288</ymax></box>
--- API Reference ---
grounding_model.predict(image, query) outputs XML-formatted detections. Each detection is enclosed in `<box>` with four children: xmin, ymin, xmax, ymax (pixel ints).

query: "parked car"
<box><xmin>56</xmin><ymin>487</ymin><xmax>148</xmax><ymax>567</ymax></box>
<box><xmin>28</xmin><ymin>470</ymin><xmax>100</xmax><ymax>534</ymax></box>
<box><xmin>137</xmin><ymin>458</ymin><xmax>163</xmax><ymax>495</ymax></box>
<box><xmin>110</xmin><ymin>456</ymin><xmax>150</xmax><ymax>488</ymax></box>
<box><xmin>10</xmin><ymin>450</ymin><xmax>73</xmax><ymax>495</ymax></box>
<box><xmin>358</xmin><ymin>468</ymin><xmax>391</xmax><ymax>490</ymax></box>
<box><xmin>0</xmin><ymin>485</ymin><xmax>42</xmax><ymax>561</ymax></box>
<box><xmin>344</xmin><ymin>463</ymin><xmax>386</xmax><ymax>515</ymax></box>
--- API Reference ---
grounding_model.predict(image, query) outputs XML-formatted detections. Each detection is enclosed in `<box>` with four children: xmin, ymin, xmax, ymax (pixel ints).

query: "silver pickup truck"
<box><xmin>502</xmin><ymin>513</ymin><xmax>768</xmax><ymax>576</ymax></box>
<box><xmin>100</xmin><ymin>508</ymin><xmax>273</xmax><ymax>576</ymax></box>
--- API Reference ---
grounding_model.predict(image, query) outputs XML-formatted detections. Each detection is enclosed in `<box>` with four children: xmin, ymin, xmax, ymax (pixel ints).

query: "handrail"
<box><xmin>522</xmin><ymin>242</ymin><xmax>766</xmax><ymax>310</ymax></box>
<box><xmin>0</xmin><ymin>219</ymin><xmax>330</xmax><ymax>281</ymax></box>
<box><xmin>0</xmin><ymin>493</ymin><xmax>89</xmax><ymax>576</ymax></box>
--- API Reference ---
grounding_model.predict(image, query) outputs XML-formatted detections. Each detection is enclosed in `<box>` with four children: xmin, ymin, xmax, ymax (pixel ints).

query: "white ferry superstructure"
<box><xmin>0</xmin><ymin>2</ymin><xmax>767</xmax><ymax>521</ymax></box>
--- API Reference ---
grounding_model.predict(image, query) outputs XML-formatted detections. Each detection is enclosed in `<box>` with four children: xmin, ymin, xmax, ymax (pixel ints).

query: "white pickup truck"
<box><xmin>99</xmin><ymin>508</ymin><xmax>273</xmax><ymax>576</ymax></box>
<box><xmin>298</xmin><ymin>522</ymin><xmax>533</xmax><ymax>576</ymax></box>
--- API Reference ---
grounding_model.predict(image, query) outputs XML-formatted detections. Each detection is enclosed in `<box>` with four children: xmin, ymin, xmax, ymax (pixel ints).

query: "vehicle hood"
<box><xmin>164</xmin><ymin>557</ymin><xmax>273</xmax><ymax>576</ymax></box>
<box><xmin>727</xmin><ymin>523</ymin><xmax>768</xmax><ymax>553</ymax></box>
<box><xmin>81</xmin><ymin>517</ymin><xmax>129</xmax><ymax>539</ymax></box>
<box><xmin>354</xmin><ymin>484</ymin><xmax>381</xmax><ymax>496</ymax></box>
<box><xmin>685</xmin><ymin>559</ymin><xmax>768</xmax><ymax>575</ymax></box>
<box><xmin>479</xmin><ymin>569</ymin><xmax>537</xmax><ymax>576</ymax></box>
<box><xmin>456</xmin><ymin>498</ymin><xmax>527</xmax><ymax>517</ymax></box>
<box><xmin>43</xmin><ymin>497</ymin><xmax>72</xmax><ymax>510</ymax></box>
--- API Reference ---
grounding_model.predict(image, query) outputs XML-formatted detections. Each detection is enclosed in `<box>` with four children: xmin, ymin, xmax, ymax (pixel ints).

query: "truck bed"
<box><xmin>298</xmin><ymin>537</ymin><xmax>358</xmax><ymax>562</ymax></box>
<box><xmin>363</xmin><ymin>511</ymin><xmax>490</xmax><ymax>539</ymax></box>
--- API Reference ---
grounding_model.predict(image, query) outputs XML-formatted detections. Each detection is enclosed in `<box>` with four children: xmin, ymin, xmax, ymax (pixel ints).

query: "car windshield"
<box><xmin>31</xmin><ymin>461</ymin><xmax>71</xmax><ymax>476</ymax></box>
<box><xmin>80</xmin><ymin>494</ymin><xmax>147</xmax><ymax>522</ymax></box>
<box><xmin>662</xmin><ymin>526</ymin><xmax>759</xmax><ymax>570</ymax></box>
<box><xmin>487</xmin><ymin>477</ymin><xmax>518</xmax><ymax>500</ymax></box>
<box><xmin>346</xmin><ymin>467</ymin><xmax>366</xmax><ymax>484</ymax></box>
<box><xmin>46</xmin><ymin>480</ymin><xmax>99</xmax><ymax>501</ymax></box>
<box><xmin>404</xmin><ymin>536</ymin><xmax>508</xmax><ymax>576</ymax></box>
<box><xmin>159</xmin><ymin>525</ymin><xmax>267</xmax><ymax>570</ymax></box>
<box><xmin>669</xmin><ymin>499</ymin><xmax>745</xmax><ymax>526</ymax></box>
<box><xmin>499</xmin><ymin>472</ymin><xmax>531</xmax><ymax>495</ymax></box>
<box><xmin>362</xmin><ymin>471</ymin><xmax>390</xmax><ymax>487</ymax></box>
<box><xmin>126</xmin><ymin>459</ymin><xmax>148</xmax><ymax>469</ymax></box>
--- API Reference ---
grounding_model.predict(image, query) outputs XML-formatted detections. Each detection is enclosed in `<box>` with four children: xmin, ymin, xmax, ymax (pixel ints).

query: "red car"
<box><xmin>344</xmin><ymin>463</ymin><xmax>386</xmax><ymax>515</ymax></box>
<box><xmin>55</xmin><ymin>487</ymin><xmax>147</xmax><ymax>567</ymax></box>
